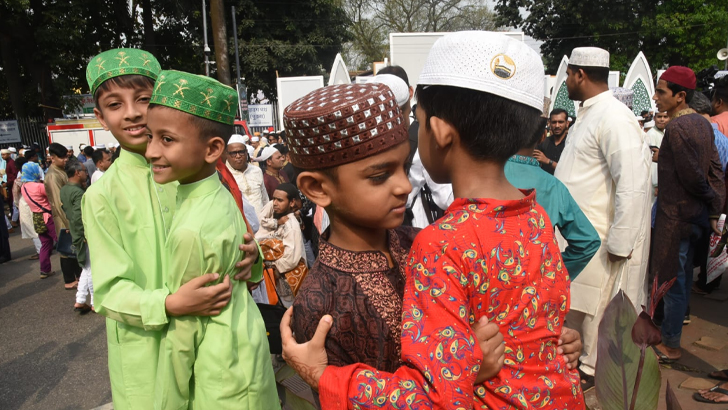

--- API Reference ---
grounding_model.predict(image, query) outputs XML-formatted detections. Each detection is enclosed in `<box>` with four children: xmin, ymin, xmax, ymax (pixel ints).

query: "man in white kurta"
<box><xmin>226</xmin><ymin>135</ymin><xmax>269</xmax><ymax>213</ymax></box>
<box><xmin>554</xmin><ymin>47</ymin><xmax>652</xmax><ymax>378</ymax></box>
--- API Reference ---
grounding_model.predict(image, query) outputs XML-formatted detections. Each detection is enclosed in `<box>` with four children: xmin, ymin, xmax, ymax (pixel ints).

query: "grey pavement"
<box><xmin>0</xmin><ymin>229</ymin><xmax>111</xmax><ymax>410</ymax></box>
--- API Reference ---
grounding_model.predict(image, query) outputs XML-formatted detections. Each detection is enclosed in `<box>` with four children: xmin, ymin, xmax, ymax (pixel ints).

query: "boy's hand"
<box><xmin>473</xmin><ymin>316</ymin><xmax>505</xmax><ymax>384</ymax></box>
<box><xmin>558</xmin><ymin>326</ymin><xmax>582</xmax><ymax>370</ymax></box>
<box><xmin>234</xmin><ymin>233</ymin><xmax>259</xmax><ymax>281</ymax></box>
<box><xmin>280</xmin><ymin>307</ymin><xmax>332</xmax><ymax>390</ymax></box>
<box><xmin>165</xmin><ymin>273</ymin><xmax>232</xmax><ymax>317</ymax></box>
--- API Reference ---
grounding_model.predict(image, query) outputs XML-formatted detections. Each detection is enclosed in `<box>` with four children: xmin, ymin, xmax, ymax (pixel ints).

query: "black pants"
<box><xmin>60</xmin><ymin>256</ymin><xmax>81</xmax><ymax>284</ymax></box>
<box><xmin>0</xmin><ymin>195</ymin><xmax>10</xmax><ymax>262</ymax></box>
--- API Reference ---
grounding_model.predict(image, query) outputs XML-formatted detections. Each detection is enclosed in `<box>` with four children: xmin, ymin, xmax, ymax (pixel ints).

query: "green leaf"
<box><xmin>595</xmin><ymin>291</ymin><xmax>660</xmax><ymax>410</ymax></box>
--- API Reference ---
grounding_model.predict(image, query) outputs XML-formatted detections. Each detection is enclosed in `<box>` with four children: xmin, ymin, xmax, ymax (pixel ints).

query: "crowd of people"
<box><xmin>2</xmin><ymin>30</ymin><xmax>728</xmax><ymax>409</ymax></box>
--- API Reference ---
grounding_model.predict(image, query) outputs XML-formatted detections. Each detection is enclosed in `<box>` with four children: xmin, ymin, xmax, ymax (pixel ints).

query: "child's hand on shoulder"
<box><xmin>473</xmin><ymin>316</ymin><xmax>505</xmax><ymax>384</ymax></box>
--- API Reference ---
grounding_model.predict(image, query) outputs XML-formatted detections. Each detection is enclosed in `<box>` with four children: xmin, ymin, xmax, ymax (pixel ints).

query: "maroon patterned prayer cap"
<box><xmin>283</xmin><ymin>83</ymin><xmax>408</xmax><ymax>170</ymax></box>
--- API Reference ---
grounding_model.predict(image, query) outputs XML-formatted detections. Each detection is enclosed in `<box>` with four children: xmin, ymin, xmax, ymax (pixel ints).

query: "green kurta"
<box><xmin>81</xmin><ymin>150</ymin><xmax>177</xmax><ymax>410</ymax></box>
<box><xmin>60</xmin><ymin>182</ymin><xmax>87</xmax><ymax>266</ymax></box>
<box><xmin>505</xmin><ymin>154</ymin><xmax>601</xmax><ymax>279</ymax></box>
<box><xmin>154</xmin><ymin>174</ymin><xmax>277</xmax><ymax>410</ymax></box>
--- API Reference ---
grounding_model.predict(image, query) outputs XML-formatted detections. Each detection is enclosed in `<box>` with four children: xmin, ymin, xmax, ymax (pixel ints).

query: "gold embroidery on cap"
<box><xmin>172</xmin><ymin>79</ymin><xmax>189</xmax><ymax>97</ymax></box>
<box><xmin>116</xmin><ymin>51</ymin><xmax>130</xmax><ymax>67</ymax></box>
<box><xmin>200</xmin><ymin>88</ymin><xmax>216</xmax><ymax>107</ymax></box>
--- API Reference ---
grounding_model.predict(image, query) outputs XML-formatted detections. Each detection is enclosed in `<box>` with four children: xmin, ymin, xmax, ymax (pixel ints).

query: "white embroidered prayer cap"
<box><xmin>367</xmin><ymin>74</ymin><xmax>410</xmax><ymax>107</ymax></box>
<box><xmin>8</xmin><ymin>147</ymin><xmax>17</xmax><ymax>153</ymax></box>
<box><xmin>255</xmin><ymin>146</ymin><xmax>277</xmax><ymax>162</ymax></box>
<box><xmin>418</xmin><ymin>31</ymin><xmax>545</xmax><ymax>111</ymax></box>
<box><xmin>644</xmin><ymin>120</ymin><xmax>655</xmax><ymax>128</ymax></box>
<box><xmin>251</xmin><ymin>136</ymin><xmax>260</xmax><ymax>142</ymax></box>
<box><xmin>228</xmin><ymin>134</ymin><xmax>247</xmax><ymax>145</ymax></box>
<box><xmin>65</xmin><ymin>145</ymin><xmax>73</xmax><ymax>150</ymax></box>
<box><xmin>569</xmin><ymin>47</ymin><xmax>610</xmax><ymax>68</ymax></box>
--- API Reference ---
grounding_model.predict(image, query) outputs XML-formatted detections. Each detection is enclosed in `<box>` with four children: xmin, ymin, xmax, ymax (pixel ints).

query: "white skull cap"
<box><xmin>255</xmin><ymin>146</ymin><xmax>278</xmax><ymax>162</ymax></box>
<box><xmin>228</xmin><ymin>134</ymin><xmax>247</xmax><ymax>145</ymax></box>
<box><xmin>418</xmin><ymin>31</ymin><xmax>545</xmax><ymax>111</ymax></box>
<box><xmin>569</xmin><ymin>47</ymin><xmax>610</xmax><ymax>68</ymax></box>
<box><xmin>367</xmin><ymin>74</ymin><xmax>410</xmax><ymax>107</ymax></box>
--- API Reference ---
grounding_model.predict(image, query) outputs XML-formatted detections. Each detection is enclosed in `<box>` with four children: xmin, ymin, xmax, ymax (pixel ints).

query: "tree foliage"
<box><xmin>0</xmin><ymin>0</ymin><xmax>350</xmax><ymax>119</ymax></box>
<box><xmin>494</xmin><ymin>0</ymin><xmax>728</xmax><ymax>74</ymax></box>
<box><xmin>344</xmin><ymin>0</ymin><xmax>499</xmax><ymax>70</ymax></box>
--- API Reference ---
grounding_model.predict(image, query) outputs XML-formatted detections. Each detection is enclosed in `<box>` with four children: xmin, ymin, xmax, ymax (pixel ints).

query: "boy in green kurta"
<box><xmin>82</xmin><ymin>49</ymin><xmax>261</xmax><ymax>410</ymax></box>
<box><xmin>146</xmin><ymin>70</ymin><xmax>278</xmax><ymax>409</ymax></box>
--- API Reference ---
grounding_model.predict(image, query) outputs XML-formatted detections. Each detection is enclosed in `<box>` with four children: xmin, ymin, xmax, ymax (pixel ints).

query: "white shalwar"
<box><xmin>76</xmin><ymin>245</ymin><xmax>94</xmax><ymax>306</ymax></box>
<box><xmin>554</xmin><ymin>90</ymin><xmax>652</xmax><ymax>375</ymax></box>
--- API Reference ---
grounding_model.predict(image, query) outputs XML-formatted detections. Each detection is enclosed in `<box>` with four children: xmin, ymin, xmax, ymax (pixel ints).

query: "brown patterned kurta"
<box><xmin>651</xmin><ymin>110</ymin><xmax>726</xmax><ymax>285</ymax></box>
<box><xmin>292</xmin><ymin>226</ymin><xmax>418</xmax><ymax>373</ymax></box>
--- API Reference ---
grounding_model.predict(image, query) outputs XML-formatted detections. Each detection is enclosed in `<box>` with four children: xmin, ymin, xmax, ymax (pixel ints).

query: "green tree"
<box><xmin>494</xmin><ymin>0</ymin><xmax>728</xmax><ymax>74</ymax></box>
<box><xmin>229</xmin><ymin>0</ymin><xmax>352</xmax><ymax>98</ymax></box>
<box><xmin>344</xmin><ymin>0</ymin><xmax>499</xmax><ymax>70</ymax></box>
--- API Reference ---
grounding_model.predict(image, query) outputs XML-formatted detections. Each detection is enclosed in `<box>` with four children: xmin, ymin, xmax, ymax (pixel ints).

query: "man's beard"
<box><xmin>273</xmin><ymin>211</ymin><xmax>289</xmax><ymax>219</ymax></box>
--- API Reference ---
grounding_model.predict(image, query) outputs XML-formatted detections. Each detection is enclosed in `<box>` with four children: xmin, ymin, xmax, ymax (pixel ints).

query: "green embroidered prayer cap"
<box><xmin>150</xmin><ymin>70</ymin><xmax>239</xmax><ymax>125</ymax></box>
<box><xmin>86</xmin><ymin>48</ymin><xmax>161</xmax><ymax>94</ymax></box>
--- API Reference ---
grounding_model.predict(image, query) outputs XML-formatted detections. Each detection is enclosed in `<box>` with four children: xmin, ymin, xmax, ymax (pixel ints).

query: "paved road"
<box><xmin>0</xmin><ymin>230</ymin><xmax>111</xmax><ymax>410</ymax></box>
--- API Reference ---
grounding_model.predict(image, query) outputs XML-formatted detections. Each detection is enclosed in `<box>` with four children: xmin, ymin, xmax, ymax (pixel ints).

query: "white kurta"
<box><xmin>554</xmin><ymin>90</ymin><xmax>652</xmax><ymax>374</ymax></box>
<box><xmin>407</xmin><ymin>151</ymin><xmax>454</xmax><ymax>228</ymax></box>
<box><xmin>226</xmin><ymin>161</ymin><xmax>269</xmax><ymax>214</ymax></box>
<box><xmin>645</xmin><ymin>127</ymin><xmax>664</xmax><ymax>189</ymax></box>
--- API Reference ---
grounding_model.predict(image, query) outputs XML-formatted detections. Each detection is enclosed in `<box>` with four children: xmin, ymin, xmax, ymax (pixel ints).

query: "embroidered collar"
<box><xmin>672</xmin><ymin>107</ymin><xmax>696</xmax><ymax>119</ymax></box>
<box><xmin>508</xmin><ymin>154</ymin><xmax>540</xmax><ymax>167</ymax></box>
<box><xmin>446</xmin><ymin>189</ymin><xmax>537</xmax><ymax>219</ymax></box>
<box><xmin>318</xmin><ymin>229</ymin><xmax>407</xmax><ymax>274</ymax></box>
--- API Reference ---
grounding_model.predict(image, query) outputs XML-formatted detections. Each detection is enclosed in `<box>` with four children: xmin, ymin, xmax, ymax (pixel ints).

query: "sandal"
<box><xmin>578</xmin><ymin>368</ymin><xmax>595</xmax><ymax>392</ymax></box>
<box><xmin>74</xmin><ymin>303</ymin><xmax>92</xmax><ymax>315</ymax></box>
<box><xmin>64</xmin><ymin>281</ymin><xmax>78</xmax><ymax>290</ymax></box>
<box><xmin>30</xmin><ymin>254</ymin><xmax>39</xmax><ymax>260</ymax></box>
<box><xmin>709</xmin><ymin>369</ymin><xmax>728</xmax><ymax>381</ymax></box>
<box><xmin>651</xmin><ymin>345</ymin><xmax>680</xmax><ymax>364</ymax></box>
<box><xmin>693</xmin><ymin>384</ymin><xmax>728</xmax><ymax>403</ymax></box>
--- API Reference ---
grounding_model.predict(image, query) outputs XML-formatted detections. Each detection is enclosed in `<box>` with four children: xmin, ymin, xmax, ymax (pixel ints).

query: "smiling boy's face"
<box><xmin>94</xmin><ymin>83</ymin><xmax>154</xmax><ymax>156</ymax></box>
<box><xmin>145</xmin><ymin>106</ymin><xmax>212</xmax><ymax>185</ymax></box>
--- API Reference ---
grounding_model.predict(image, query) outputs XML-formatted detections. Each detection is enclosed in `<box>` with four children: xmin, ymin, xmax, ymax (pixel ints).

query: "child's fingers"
<box><xmin>189</xmin><ymin>273</ymin><xmax>220</xmax><ymax>287</ymax></box>
<box><xmin>310</xmin><ymin>315</ymin><xmax>333</xmax><ymax>349</ymax></box>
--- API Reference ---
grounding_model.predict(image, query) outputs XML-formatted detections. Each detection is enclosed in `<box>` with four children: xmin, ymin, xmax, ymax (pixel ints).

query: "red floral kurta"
<box><xmin>319</xmin><ymin>191</ymin><xmax>584</xmax><ymax>409</ymax></box>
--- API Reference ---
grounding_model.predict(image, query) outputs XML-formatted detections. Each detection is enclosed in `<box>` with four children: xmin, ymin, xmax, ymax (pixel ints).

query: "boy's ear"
<box><xmin>297</xmin><ymin>171</ymin><xmax>332</xmax><ymax>209</ymax></box>
<box><xmin>205</xmin><ymin>136</ymin><xmax>226</xmax><ymax>164</ymax></box>
<box><xmin>94</xmin><ymin>108</ymin><xmax>110</xmax><ymax>131</ymax></box>
<box><xmin>428</xmin><ymin>116</ymin><xmax>457</xmax><ymax>151</ymax></box>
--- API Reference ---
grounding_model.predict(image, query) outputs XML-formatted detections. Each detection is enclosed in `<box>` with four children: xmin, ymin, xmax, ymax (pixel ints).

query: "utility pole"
<box><xmin>210</xmin><ymin>0</ymin><xmax>231</xmax><ymax>86</ymax></box>
<box><xmin>202</xmin><ymin>0</ymin><xmax>211</xmax><ymax>76</ymax></box>
<box><xmin>231</xmin><ymin>6</ymin><xmax>248</xmax><ymax>121</ymax></box>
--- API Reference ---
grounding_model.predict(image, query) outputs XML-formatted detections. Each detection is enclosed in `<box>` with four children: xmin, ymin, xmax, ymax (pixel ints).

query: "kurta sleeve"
<box><xmin>318</xmin><ymin>233</ymin><xmax>481</xmax><ymax>409</ymax></box>
<box><xmin>668</xmin><ymin>125</ymin><xmax>716</xmax><ymax>205</ymax></box>
<box><xmin>69</xmin><ymin>189</ymin><xmax>87</xmax><ymax>265</ymax></box>
<box><xmin>293</xmin><ymin>274</ymin><xmax>360</xmax><ymax>368</ymax></box>
<box><xmin>273</xmin><ymin>219</ymin><xmax>305</xmax><ymax>273</ymax></box>
<box><xmin>600</xmin><ymin>119</ymin><xmax>650</xmax><ymax>257</ymax></box>
<box><xmin>553</xmin><ymin>188</ymin><xmax>601</xmax><ymax>279</ymax></box>
<box><xmin>82</xmin><ymin>193</ymin><xmax>170</xmax><ymax>330</ymax></box>
<box><xmin>156</xmin><ymin>228</ymin><xmax>207</xmax><ymax>410</ymax></box>
<box><xmin>45</xmin><ymin>171</ymin><xmax>70</xmax><ymax>229</ymax></box>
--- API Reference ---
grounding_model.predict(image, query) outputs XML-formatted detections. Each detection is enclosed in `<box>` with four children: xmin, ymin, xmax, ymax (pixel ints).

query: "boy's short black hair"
<box><xmin>64</xmin><ymin>158</ymin><xmax>86</xmax><ymax>178</ymax></box>
<box><xmin>148</xmin><ymin>104</ymin><xmax>234</xmax><ymax>143</ymax></box>
<box><xmin>48</xmin><ymin>142</ymin><xmax>68</xmax><ymax>158</ymax></box>
<box><xmin>276</xmin><ymin>145</ymin><xmax>289</xmax><ymax>156</ymax></box>
<box><xmin>415</xmin><ymin>85</ymin><xmax>542</xmax><ymax>162</ymax></box>
<box><xmin>377</xmin><ymin>65</ymin><xmax>410</xmax><ymax>87</ymax></box>
<box><xmin>92</xmin><ymin>149</ymin><xmax>109</xmax><ymax>165</ymax></box>
<box><xmin>567</xmin><ymin>64</ymin><xmax>609</xmax><ymax>84</ymax></box>
<box><xmin>24</xmin><ymin>149</ymin><xmax>38</xmax><ymax>161</ymax></box>
<box><xmin>83</xmin><ymin>146</ymin><xmax>95</xmax><ymax>157</ymax></box>
<box><xmin>291</xmin><ymin>164</ymin><xmax>339</xmax><ymax>184</ymax></box>
<box><xmin>93</xmin><ymin>75</ymin><xmax>155</xmax><ymax>110</ymax></box>
<box><xmin>526</xmin><ymin>117</ymin><xmax>549</xmax><ymax>148</ymax></box>
<box><xmin>665</xmin><ymin>81</ymin><xmax>695</xmax><ymax>104</ymax></box>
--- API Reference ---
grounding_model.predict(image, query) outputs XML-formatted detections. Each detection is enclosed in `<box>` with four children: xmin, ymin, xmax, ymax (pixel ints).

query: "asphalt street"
<box><xmin>0</xmin><ymin>229</ymin><xmax>111</xmax><ymax>410</ymax></box>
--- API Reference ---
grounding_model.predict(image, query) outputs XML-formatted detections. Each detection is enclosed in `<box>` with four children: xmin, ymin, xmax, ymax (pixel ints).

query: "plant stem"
<box><xmin>629</xmin><ymin>346</ymin><xmax>647</xmax><ymax>410</ymax></box>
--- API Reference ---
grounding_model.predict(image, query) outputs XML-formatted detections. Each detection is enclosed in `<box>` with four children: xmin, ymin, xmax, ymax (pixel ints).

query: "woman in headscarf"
<box><xmin>20</xmin><ymin>162</ymin><xmax>56</xmax><ymax>278</ymax></box>
<box><xmin>12</xmin><ymin>157</ymin><xmax>42</xmax><ymax>260</ymax></box>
